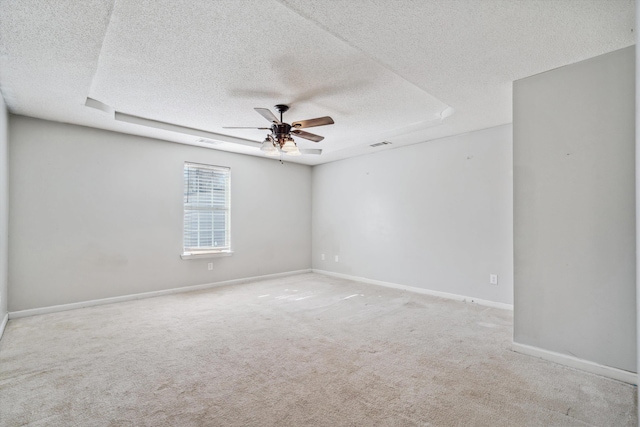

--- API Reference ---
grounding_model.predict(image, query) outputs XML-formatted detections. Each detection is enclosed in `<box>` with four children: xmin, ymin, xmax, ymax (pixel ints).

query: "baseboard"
<box><xmin>8</xmin><ymin>269</ymin><xmax>312</xmax><ymax>319</ymax></box>
<box><xmin>512</xmin><ymin>342</ymin><xmax>637</xmax><ymax>385</ymax></box>
<box><xmin>0</xmin><ymin>312</ymin><xmax>8</xmax><ymax>340</ymax></box>
<box><xmin>312</xmin><ymin>269</ymin><xmax>513</xmax><ymax>311</ymax></box>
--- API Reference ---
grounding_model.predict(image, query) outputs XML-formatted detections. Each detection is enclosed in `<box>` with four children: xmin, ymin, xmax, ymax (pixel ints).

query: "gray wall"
<box><xmin>8</xmin><ymin>116</ymin><xmax>311</xmax><ymax>311</ymax></box>
<box><xmin>0</xmin><ymin>93</ymin><xmax>8</xmax><ymax>321</ymax></box>
<box><xmin>514</xmin><ymin>46</ymin><xmax>636</xmax><ymax>372</ymax></box>
<box><xmin>312</xmin><ymin>125</ymin><xmax>514</xmax><ymax>305</ymax></box>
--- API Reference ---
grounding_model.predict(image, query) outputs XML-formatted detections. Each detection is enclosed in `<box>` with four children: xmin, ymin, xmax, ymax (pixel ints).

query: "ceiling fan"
<box><xmin>223</xmin><ymin>104</ymin><xmax>334</xmax><ymax>157</ymax></box>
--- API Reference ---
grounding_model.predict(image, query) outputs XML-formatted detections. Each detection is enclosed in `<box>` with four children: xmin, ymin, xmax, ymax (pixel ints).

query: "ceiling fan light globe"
<box><xmin>260</xmin><ymin>143</ymin><xmax>276</xmax><ymax>152</ymax></box>
<box><xmin>281</xmin><ymin>139</ymin><xmax>297</xmax><ymax>152</ymax></box>
<box><xmin>260</xmin><ymin>137</ymin><xmax>278</xmax><ymax>153</ymax></box>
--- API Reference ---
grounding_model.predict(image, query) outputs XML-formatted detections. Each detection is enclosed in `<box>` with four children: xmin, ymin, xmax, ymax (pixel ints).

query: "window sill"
<box><xmin>180</xmin><ymin>251</ymin><xmax>234</xmax><ymax>260</ymax></box>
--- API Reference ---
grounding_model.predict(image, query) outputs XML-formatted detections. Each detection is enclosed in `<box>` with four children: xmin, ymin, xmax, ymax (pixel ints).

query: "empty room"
<box><xmin>0</xmin><ymin>1</ymin><xmax>637</xmax><ymax>426</ymax></box>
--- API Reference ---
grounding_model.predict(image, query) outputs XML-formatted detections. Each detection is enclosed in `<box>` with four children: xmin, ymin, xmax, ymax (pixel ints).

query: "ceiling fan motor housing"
<box><xmin>272</xmin><ymin>123</ymin><xmax>292</xmax><ymax>139</ymax></box>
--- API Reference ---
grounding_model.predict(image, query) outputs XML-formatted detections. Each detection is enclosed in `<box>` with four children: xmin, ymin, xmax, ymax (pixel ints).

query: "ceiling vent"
<box><xmin>196</xmin><ymin>138</ymin><xmax>222</xmax><ymax>145</ymax></box>
<box><xmin>370</xmin><ymin>141</ymin><xmax>392</xmax><ymax>148</ymax></box>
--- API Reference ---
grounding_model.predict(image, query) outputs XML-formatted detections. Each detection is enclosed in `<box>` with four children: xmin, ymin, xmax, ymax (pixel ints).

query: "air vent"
<box><xmin>196</xmin><ymin>138</ymin><xmax>222</xmax><ymax>145</ymax></box>
<box><xmin>370</xmin><ymin>141</ymin><xmax>392</xmax><ymax>148</ymax></box>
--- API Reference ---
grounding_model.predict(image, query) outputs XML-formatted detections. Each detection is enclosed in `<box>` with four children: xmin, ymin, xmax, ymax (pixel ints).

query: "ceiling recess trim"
<box><xmin>85</xmin><ymin>97</ymin><xmax>261</xmax><ymax>148</ymax></box>
<box><xmin>113</xmin><ymin>112</ymin><xmax>261</xmax><ymax>148</ymax></box>
<box><xmin>84</xmin><ymin>97</ymin><xmax>114</xmax><ymax>115</ymax></box>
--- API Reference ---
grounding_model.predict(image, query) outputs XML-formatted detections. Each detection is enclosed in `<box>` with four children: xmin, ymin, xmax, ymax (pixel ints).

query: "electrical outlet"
<box><xmin>208</xmin><ymin>263</ymin><xmax>213</xmax><ymax>271</ymax></box>
<box><xmin>321</xmin><ymin>254</ymin><xmax>325</xmax><ymax>261</ymax></box>
<box><xmin>335</xmin><ymin>255</ymin><xmax>339</xmax><ymax>262</ymax></box>
<box><xmin>490</xmin><ymin>274</ymin><xmax>498</xmax><ymax>285</ymax></box>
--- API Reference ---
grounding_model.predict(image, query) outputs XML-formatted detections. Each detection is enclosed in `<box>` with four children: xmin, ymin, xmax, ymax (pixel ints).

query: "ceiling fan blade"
<box><xmin>222</xmin><ymin>126</ymin><xmax>271</xmax><ymax>129</ymax></box>
<box><xmin>300</xmin><ymin>149</ymin><xmax>322</xmax><ymax>155</ymax></box>
<box><xmin>254</xmin><ymin>108</ymin><xmax>280</xmax><ymax>124</ymax></box>
<box><xmin>291</xmin><ymin>116</ymin><xmax>334</xmax><ymax>129</ymax></box>
<box><xmin>291</xmin><ymin>129</ymin><xmax>324</xmax><ymax>142</ymax></box>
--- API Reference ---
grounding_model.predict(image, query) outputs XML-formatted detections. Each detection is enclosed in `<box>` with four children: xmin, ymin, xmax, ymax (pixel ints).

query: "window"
<box><xmin>182</xmin><ymin>162</ymin><xmax>231</xmax><ymax>258</ymax></box>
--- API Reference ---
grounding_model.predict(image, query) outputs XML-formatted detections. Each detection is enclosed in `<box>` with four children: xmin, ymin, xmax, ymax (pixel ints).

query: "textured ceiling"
<box><xmin>0</xmin><ymin>0</ymin><xmax>635</xmax><ymax>165</ymax></box>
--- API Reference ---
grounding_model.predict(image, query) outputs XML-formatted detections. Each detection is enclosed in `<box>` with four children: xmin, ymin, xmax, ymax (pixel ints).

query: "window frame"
<box><xmin>181</xmin><ymin>161</ymin><xmax>232</xmax><ymax>260</ymax></box>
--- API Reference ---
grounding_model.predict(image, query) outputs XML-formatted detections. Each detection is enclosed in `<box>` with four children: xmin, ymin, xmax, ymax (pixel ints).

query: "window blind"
<box><xmin>183</xmin><ymin>162</ymin><xmax>230</xmax><ymax>254</ymax></box>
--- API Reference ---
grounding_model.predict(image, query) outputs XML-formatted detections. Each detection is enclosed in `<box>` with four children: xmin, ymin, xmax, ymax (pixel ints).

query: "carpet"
<box><xmin>0</xmin><ymin>273</ymin><xmax>636</xmax><ymax>426</ymax></box>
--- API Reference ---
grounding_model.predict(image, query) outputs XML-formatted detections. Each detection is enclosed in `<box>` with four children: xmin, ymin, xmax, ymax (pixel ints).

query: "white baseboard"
<box><xmin>512</xmin><ymin>342</ymin><xmax>637</xmax><ymax>385</ymax></box>
<box><xmin>8</xmin><ymin>269</ymin><xmax>312</xmax><ymax>319</ymax></box>
<box><xmin>0</xmin><ymin>312</ymin><xmax>8</xmax><ymax>340</ymax></box>
<box><xmin>312</xmin><ymin>269</ymin><xmax>513</xmax><ymax>311</ymax></box>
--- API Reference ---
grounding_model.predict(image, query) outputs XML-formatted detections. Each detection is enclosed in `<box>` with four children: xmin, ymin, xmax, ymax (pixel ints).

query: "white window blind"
<box><xmin>183</xmin><ymin>162</ymin><xmax>230</xmax><ymax>255</ymax></box>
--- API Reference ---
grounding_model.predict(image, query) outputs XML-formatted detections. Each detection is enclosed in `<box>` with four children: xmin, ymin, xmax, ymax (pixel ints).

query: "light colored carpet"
<box><xmin>0</xmin><ymin>273</ymin><xmax>636</xmax><ymax>426</ymax></box>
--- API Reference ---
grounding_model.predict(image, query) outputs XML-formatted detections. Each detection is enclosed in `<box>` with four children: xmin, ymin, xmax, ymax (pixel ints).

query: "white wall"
<box><xmin>8</xmin><ymin>116</ymin><xmax>311</xmax><ymax>311</ymax></box>
<box><xmin>635</xmin><ymin>0</ymin><xmax>640</xmax><ymax>418</ymax></box>
<box><xmin>312</xmin><ymin>125</ymin><xmax>513</xmax><ymax>305</ymax></box>
<box><xmin>0</xmin><ymin>92</ymin><xmax>8</xmax><ymax>325</ymax></box>
<box><xmin>514</xmin><ymin>46</ymin><xmax>636</xmax><ymax>373</ymax></box>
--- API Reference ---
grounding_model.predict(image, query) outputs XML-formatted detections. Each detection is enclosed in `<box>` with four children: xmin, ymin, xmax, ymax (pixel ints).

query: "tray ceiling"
<box><xmin>0</xmin><ymin>0</ymin><xmax>635</xmax><ymax>165</ymax></box>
